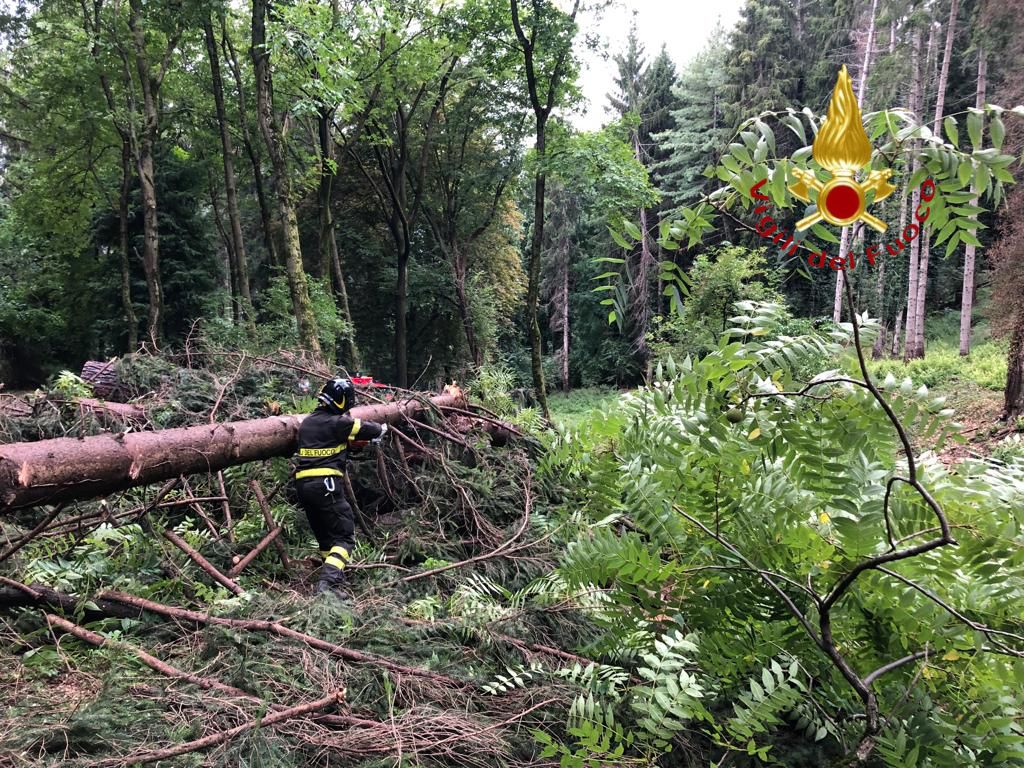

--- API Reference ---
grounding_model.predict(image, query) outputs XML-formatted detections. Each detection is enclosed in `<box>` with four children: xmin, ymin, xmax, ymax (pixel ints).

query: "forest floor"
<box><xmin>0</xmin><ymin>353</ymin><xmax>582</xmax><ymax>768</ymax></box>
<box><xmin>2</xmin><ymin>319</ymin><xmax>1020</xmax><ymax>767</ymax></box>
<box><xmin>548</xmin><ymin>311</ymin><xmax>1021</xmax><ymax>467</ymax></box>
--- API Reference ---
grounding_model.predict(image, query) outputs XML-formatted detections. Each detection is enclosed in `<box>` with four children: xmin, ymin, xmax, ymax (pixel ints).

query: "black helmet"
<box><xmin>318</xmin><ymin>377</ymin><xmax>356</xmax><ymax>413</ymax></box>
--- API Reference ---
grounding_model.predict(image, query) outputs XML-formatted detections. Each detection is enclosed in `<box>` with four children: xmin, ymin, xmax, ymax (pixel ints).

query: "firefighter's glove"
<box><xmin>372</xmin><ymin>423</ymin><xmax>389</xmax><ymax>444</ymax></box>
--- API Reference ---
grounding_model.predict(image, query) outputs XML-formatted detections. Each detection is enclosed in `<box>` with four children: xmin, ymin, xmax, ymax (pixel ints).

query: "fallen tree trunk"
<box><xmin>0</xmin><ymin>392</ymin><xmax>464</xmax><ymax>513</ymax></box>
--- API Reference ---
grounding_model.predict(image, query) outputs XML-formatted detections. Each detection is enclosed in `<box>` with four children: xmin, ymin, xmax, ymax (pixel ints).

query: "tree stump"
<box><xmin>81</xmin><ymin>360</ymin><xmax>125</xmax><ymax>401</ymax></box>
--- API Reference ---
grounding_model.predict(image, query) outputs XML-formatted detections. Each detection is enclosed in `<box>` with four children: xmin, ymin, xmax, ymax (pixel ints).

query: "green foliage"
<box><xmin>544</xmin><ymin>300</ymin><xmax>1024</xmax><ymax>765</ymax></box>
<box><xmin>630</xmin><ymin>629</ymin><xmax>709</xmax><ymax>748</ymax></box>
<box><xmin>204</xmin><ymin>272</ymin><xmax>351</xmax><ymax>364</ymax></box>
<box><xmin>51</xmin><ymin>371</ymin><xmax>94</xmax><ymax>399</ymax></box>
<box><xmin>648</xmin><ymin>245</ymin><xmax>783</xmax><ymax>362</ymax></box>
<box><xmin>869</xmin><ymin>338</ymin><xmax>1008</xmax><ymax>392</ymax></box>
<box><xmin>470</xmin><ymin>364</ymin><xmax>519</xmax><ymax>417</ymax></box>
<box><xmin>653</xmin><ymin>24</ymin><xmax>730</xmax><ymax>208</ymax></box>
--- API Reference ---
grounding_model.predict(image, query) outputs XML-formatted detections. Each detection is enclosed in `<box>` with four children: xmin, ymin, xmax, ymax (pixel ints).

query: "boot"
<box><xmin>316</xmin><ymin>573</ymin><xmax>351</xmax><ymax>602</ymax></box>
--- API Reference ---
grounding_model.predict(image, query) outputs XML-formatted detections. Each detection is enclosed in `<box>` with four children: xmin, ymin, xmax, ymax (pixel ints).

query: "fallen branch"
<box><xmin>251</xmin><ymin>480</ymin><xmax>290</xmax><ymax>570</ymax></box>
<box><xmin>217</xmin><ymin>471</ymin><xmax>235</xmax><ymax>542</ymax></box>
<box><xmin>0</xmin><ymin>503</ymin><xmax>65</xmax><ymax>563</ymax></box>
<box><xmin>160</xmin><ymin>527</ymin><xmax>244</xmax><ymax>596</ymax></box>
<box><xmin>45</xmin><ymin>613</ymin><xmax>375</xmax><ymax>730</ymax></box>
<box><xmin>98</xmin><ymin>590</ymin><xmax>467</xmax><ymax>688</ymax></box>
<box><xmin>0</xmin><ymin>580</ymin><xmax>142</xmax><ymax>619</ymax></box>
<box><xmin>95</xmin><ymin>689</ymin><xmax>343</xmax><ymax>766</ymax></box>
<box><xmin>227</xmin><ymin>525</ymin><xmax>283</xmax><ymax>578</ymax></box>
<box><xmin>398</xmin><ymin>478</ymin><xmax>532</xmax><ymax>584</ymax></box>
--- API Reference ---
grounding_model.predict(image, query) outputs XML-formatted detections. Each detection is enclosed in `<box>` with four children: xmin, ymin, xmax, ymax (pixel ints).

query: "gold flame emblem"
<box><xmin>789</xmin><ymin>65</ymin><xmax>895</xmax><ymax>232</ymax></box>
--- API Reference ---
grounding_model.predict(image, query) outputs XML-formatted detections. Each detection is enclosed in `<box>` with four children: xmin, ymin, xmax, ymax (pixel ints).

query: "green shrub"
<box><xmin>543</xmin><ymin>301</ymin><xmax>1024</xmax><ymax>766</ymax></box>
<box><xmin>647</xmin><ymin>244</ymin><xmax>783</xmax><ymax>363</ymax></box>
<box><xmin>868</xmin><ymin>339</ymin><xmax>1007</xmax><ymax>391</ymax></box>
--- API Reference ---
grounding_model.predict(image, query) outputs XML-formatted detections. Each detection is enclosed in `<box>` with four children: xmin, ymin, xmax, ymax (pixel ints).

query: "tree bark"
<box><xmin>912</xmin><ymin>1</ymin><xmax>959</xmax><ymax>360</ymax></box>
<box><xmin>204</xmin><ymin>17</ymin><xmax>253</xmax><ymax>328</ymax></box>
<box><xmin>891</xmin><ymin>306</ymin><xmax>903</xmax><ymax>357</ymax></box>
<box><xmin>833</xmin><ymin>0</ymin><xmax>878</xmax><ymax>323</ymax></box>
<box><xmin>528</xmin><ymin>140</ymin><xmax>549</xmax><ymax>414</ymax></box>
<box><xmin>208</xmin><ymin>174</ymin><xmax>236</xmax><ymax>320</ymax></box>
<box><xmin>118</xmin><ymin>141</ymin><xmax>138</xmax><ymax>351</ymax></box>
<box><xmin>832</xmin><ymin>227</ymin><xmax>851</xmax><ymax>322</ymax></box>
<box><xmin>222</xmin><ymin>20</ymin><xmax>279</xmax><ymax>269</ymax></box>
<box><xmin>960</xmin><ymin>45</ymin><xmax>985</xmax><ymax>356</ymax></box>
<box><xmin>317</xmin><ymin>111</ymin><xmax>359</xmax><ymax>369</ymax></box>
<box><xmin>127</xmin><ymin>0</ymin><xmax>174</xmax><ymax>348</ymax></box>
<box><xmin>633</xmin><ymin>135</ymin><xmax>654</xmax><ymax>364</ymax></box>
<box><xmin>452</xmin><ymin>244</ymin><xmax>482</xmax><ymax>367</ymax></box>
<box><xmin>0</xmin><ymin>582</ymin><xmax>142</xmax><ymax>618</ymax></box>
<box><xmin>509</xmin><ymin>0</ymin><xmax>580</xmax><ymax>419</ymax></box>
<box><xmin>904</xmin><ymin>30</ymin><xmax>923</xmax><ymax>361</ymax></box>
<box><xmin>0</xmin><ymin>393</ymin><xmax>463</xmax><ymax>513</ymax></box>
<box><xmin>251</xmin><ymin>0</ymin><xmax>322</xmax><ymax>359</ymax></box>
<box><xmin>561</xmin><ymin>252</ymin><xmax>570</xmax><ymax>392</ymax></box>
<box><xmin>1007</xmin><ymin>307</ymin><xmax>1024</xmax><ymax>420</ymax></box>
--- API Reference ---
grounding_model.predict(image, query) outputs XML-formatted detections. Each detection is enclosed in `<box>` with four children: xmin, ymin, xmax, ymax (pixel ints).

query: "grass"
<box><xmin>547</xmin><ymin>387</ymin><xmax>627</xmax><ymax>442</ymax></box>
<box><xmin>866</xmin><ymin>309</ymin><xmax>1008</xmax><ymax>392</ymax></box>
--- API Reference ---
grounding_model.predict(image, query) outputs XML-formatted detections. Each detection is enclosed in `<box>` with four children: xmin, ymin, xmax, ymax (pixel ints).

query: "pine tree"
<box><xmin>653</xmin><ymin>26</ymin><xmax>729</xmax><ymax>209</ymax></box>
<box><xmin>607</xmin><ymin>26</ymin><xmax>676</xmax><ymax>371</ymax></box>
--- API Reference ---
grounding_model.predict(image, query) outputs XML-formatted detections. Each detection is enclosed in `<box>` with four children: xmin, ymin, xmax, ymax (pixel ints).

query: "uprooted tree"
<box><xmin>0</xmin><ymin>391</ymin><xmax>465</xmax><ymax>512</ymax></box>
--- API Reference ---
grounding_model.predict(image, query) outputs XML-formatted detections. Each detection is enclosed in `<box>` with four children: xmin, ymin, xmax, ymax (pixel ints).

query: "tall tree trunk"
<box><xmin>118</xmin><ymin>141</ymin><xmax>138</xmax><ymax>351</ymax></box>
<box><xmin>452</xmin><ymin>245</ymin><xmax>481</xmax><ymax>367</ymax></box>
<box><xmin>833</xmin><ymin>0</ymin><xmax>878</xmax><ymax>323</ymax></box>
<box><xmin>891</xmin><ymin>306</ymin><xmax>903</xmax><ymax>356</ymax></box>
<box><xmin>222</xmin><ymin>20</ymin><xmax>279</xmax><ymax>270</ymax></box>
<box><xmin>633</xmin><ymin>134</ymin><xmax>654</xmax><ymax>367</ymax></box>
<box><xmin>317</xmin><ymin>111</ymin><xmax>359</xmax><ymax>369</ymax></box>
<box><xmin>395</xmin><ymin>226</ymin><xmax>410</xmax><ymax>387</ymax></box>
<box><xmin>509</xmin><ymin>0</ymin><xmax>578</xmax><ymax>419</ymax></box>
<box><xmin>561</xmin><ymin>254</ymin><xmax>570</xmax><ymax>392</ymax></box>
<box><xmin>960</xmin><ymin>45</ymin><xmax>985</xmax><ymax>356</ymax></box>
<box><xmin>832</xmin><ymin>228</ymin><xmax>851</xmax><ymax>322</ymax></box>
<box><xmin>528</xmin><ymin>130</ymin><xmax>550</xmax><ymax>415</ymax></box>
<box><xmin>251</xmin><ymin>0</ymin><xmax>322</xmax><ymax>359</ymax></box>
<box><xmin>903</xmin><ymin>30</ymin><xmax>923</xmax><ymax>361</ymax></box>
<box><xmin>208</xmin><ymin>175</ymin><xmax>236</xmax><ymax>321</ymax></box>
<box><xmin>1007</xmin><ymin>307</ymin><xmax>1024</xmax><ymax>420</ymax></box>
<box><xmin>128</xmin><ymin>0</ymin><xmax>165</xmax><ymax>347</ymax></box>
<box><xmin>204</xmin><ymin>17</ymin><xmax>253</xmax><ymax>328</ymax></box>
<box><xmin>912</xmin><ymin>1</ymin><xmax>959</xmax><ymax>360</ymax></box>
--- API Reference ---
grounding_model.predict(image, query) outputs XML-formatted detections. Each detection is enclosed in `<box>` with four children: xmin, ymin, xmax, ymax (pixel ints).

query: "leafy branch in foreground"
<box><xmin>543</xmin><ymin>297</ymin><xmax>1024</xmax><ymax>765</ymax></box>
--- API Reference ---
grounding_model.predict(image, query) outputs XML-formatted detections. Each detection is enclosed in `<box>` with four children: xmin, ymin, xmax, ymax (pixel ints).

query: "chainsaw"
<box><xmin>350</xmin><ymin>375</ymin><xmax>390</xmax><ymax>451</ymax></box>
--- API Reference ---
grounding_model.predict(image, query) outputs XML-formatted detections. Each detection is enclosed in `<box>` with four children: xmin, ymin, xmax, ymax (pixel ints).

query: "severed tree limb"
<box><xmin>45</xmin><ymin>614</ymin><xmax>378</xmax><ymax>730</ymax></box>
<box><xmin>251</xmin><ymin>480</ymin><xmax>290</xmax><ymax>570</ymax></box>
<box><xmin>217</xmin><ymin>471</ymin><xmax>235</xmax><ymax>542</ymax></box>
<box><xmin>94</xmin><ymin>689</ymin><xmax>343</xmax><ymax>766</ymax></box>
<box><xmin>98</xmin><ymin>590</ymin><xmax>467</xmax><ymax>688</ymax></box>
<box><xmin>159</xmin><ymin>527</ymin><xmax>244</xmax><ymax>596</ymax></box>
<box><xmin>0</xmin><ymin>579</ymin><xmax>142</xmax><ymax>618</ymax></box>
<box><xmin>0</xmin><ymin>393</ymin><xmax>464</xmax><ymax>512</ymax></box>
<box><xmin>227</xmin><ymin>525</ymin><xmax>283</xmax><ymax>578</ymax></box>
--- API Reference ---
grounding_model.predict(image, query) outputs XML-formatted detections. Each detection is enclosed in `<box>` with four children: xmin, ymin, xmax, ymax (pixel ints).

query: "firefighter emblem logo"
<box><xmin>788</xmin><ymin>65</ymin><xmax>895</xmax><ymax>233</ymax></box>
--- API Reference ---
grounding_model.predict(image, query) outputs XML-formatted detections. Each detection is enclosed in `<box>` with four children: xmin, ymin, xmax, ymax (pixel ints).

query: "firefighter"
<box><xmin>293</xmin><ymin>377</ymin><xmax>387</xmax><ymax>599</ymax></box>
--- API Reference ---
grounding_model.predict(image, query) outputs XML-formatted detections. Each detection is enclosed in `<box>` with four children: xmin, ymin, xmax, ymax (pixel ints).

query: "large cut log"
<box><xmin>81</xmin><ymin>359</ymin><xmax>125</xmax><ymax>401</ymax></box>
<box><xmin>0</xmin><ymin>392</ymin><xmax>463</xmax><ymax>513</ymax></box>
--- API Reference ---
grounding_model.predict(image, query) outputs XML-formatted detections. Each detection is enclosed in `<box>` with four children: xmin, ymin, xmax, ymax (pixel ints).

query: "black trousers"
<box><xmin>294</xmin><ymin>475</ymin><xmax>354</xmax><ymax>588</ymax></box>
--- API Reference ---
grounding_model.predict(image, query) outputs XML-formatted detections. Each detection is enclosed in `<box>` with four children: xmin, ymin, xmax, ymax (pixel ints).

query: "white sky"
<box><xmin>570</xmin><ymin>0</ymin><xmax>745</xmax><ymax>131</ymax></box>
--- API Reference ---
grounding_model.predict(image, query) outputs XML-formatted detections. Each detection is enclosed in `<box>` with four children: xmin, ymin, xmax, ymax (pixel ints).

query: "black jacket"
<box><xmin>294</xmin><ymin>408</ymin><xmax>384</xmax><ymax>479</ymax></box>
